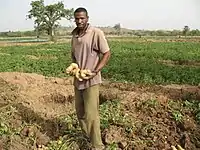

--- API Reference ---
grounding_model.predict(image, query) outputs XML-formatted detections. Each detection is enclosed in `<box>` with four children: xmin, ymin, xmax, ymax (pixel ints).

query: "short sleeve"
<box><xmin>97</xmin><ymin>30</ymin><xmax>110</xmax><ymax>54</ymax></box>
<box><xmin>71</xmin><ymin>38</ymin><xmax>76</xmax><ymax>63</ymax></box>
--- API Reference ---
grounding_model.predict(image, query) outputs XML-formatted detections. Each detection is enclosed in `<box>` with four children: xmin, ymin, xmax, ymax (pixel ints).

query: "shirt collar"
<box><xmin>71</xmin><ymin>23</ymin><xmax>91</xmax><ymax>37</ymax></box>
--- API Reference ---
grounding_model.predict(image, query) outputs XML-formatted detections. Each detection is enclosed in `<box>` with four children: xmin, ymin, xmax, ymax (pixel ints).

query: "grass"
<box><xmin>168</xmin><ymin>98</ymin><xmax>200</xmax><ymax>123</ymax></box>
<box><xmin>0</xmin><ymin>40</ymin><xmax>200</xmax><ymax>85</ymax></box>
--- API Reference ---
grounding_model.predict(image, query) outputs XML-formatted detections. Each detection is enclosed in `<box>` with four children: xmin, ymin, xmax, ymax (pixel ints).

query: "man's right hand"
<box><xmin>81</xmin><ymin>72</ymin><xmax>97</xmax><ymax>80</ymax></box>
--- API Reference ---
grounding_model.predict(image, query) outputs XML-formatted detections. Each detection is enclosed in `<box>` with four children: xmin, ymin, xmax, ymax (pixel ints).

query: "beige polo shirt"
<box><xmin>71</xmin><ymin>24</ymin><xmax>110</xmax><ymax>90</ymax></box>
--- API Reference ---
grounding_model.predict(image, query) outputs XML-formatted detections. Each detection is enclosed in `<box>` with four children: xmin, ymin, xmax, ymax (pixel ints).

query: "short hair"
<box><xmin>74</xmin><ymin>7</ymin><xmax>88</xmax><ymax>16</ymax></box>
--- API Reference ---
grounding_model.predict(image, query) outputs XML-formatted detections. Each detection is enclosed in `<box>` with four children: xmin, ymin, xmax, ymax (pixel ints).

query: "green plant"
<box><xmin>183</xmin><ymin>100</ymin><xmax>200</xmax><ymax>123</ymax></box>
<box><xmin>99</xmin><ymin>100</ymin><xmax>132</xmax><ymax>129</ymax></box>
<box><xmin>106</xmin><ymin>142</ymin><xmax>118</xmax><ymax>150</ymax></box>
<box><xmin>1</xmin><ymin>41</ymin><xmax>200</xmax><ymax>85</ymax></box>
<box><xmin>172</xmin><ymin>111</ymin><xmax>183</xmax><ymax>122</ymax></box>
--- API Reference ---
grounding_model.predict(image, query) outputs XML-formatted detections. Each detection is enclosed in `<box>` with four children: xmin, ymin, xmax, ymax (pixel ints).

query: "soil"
<box><xmin>0</xmin><ymin>72</ymin><xmax>200</xmax><ymax>150</ymax></box>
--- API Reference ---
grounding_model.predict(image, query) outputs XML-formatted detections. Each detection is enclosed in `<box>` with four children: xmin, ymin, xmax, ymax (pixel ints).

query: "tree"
<box><xmin>189</xmin><ymin>29</ymin><xmax>200</xmax><ymax>36</ymax></box>
<box><xmin>182</xmin><ymin>25</ymin><xmax>190</xmax><ymax>37</ymax></box>
<box><xmin>27</xmin><ymin>0</ymin><xmax>74</xmax><ymax>41</ymax></box>
<box><xmin>113</xmin><ymin>23</ymin><xmax>121</xmax><ymax>35</ymax></box>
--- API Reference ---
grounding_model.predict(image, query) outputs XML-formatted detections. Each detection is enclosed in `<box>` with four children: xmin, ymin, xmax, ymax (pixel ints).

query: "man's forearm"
<box><xmin>71</xmin><ymin>52</ymin><xmax>76</xmax><ymax>63</ymax></box>
<box><xmin>94</xmin><ymin>51</ymin><xmax>111</xmax><ymax>73</ymax></box>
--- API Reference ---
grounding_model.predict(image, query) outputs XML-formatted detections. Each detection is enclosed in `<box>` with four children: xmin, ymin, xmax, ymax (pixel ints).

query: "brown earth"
<box><xmin>0</xmin><ymin>72</ymin><xmax>200</xmax><ymax>150</ymax></box>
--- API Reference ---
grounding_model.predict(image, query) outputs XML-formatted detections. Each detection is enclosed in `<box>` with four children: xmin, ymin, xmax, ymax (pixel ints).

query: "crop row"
<box><xmin>0</xmin><ymin>41</ymin><xmax>199</xmax><ymax>85</ymax></box>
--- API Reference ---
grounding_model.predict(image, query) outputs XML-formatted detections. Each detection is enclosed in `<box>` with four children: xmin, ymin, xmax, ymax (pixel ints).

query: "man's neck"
<box><xmin>78</xmin><ymin>23</ymin><xmax>89</xmax><ymax>35</ymax></box>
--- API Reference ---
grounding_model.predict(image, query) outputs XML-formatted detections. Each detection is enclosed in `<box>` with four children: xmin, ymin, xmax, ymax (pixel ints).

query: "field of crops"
<box><xmin>0</xmin><ymin>38</ymin><xmax>200</xmax><ymax>150</ymax></box>
<box><xmin>0</xmin><ymin>40</ymin><xmax>200</xmax><ymax>85</ymax></box>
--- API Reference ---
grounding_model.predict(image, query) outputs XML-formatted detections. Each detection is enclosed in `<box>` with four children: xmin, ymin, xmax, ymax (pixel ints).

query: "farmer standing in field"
<box><xmin>70</xmin><ymin>7</ymin><xmax>111</xmax><ymax>149</ymax></box>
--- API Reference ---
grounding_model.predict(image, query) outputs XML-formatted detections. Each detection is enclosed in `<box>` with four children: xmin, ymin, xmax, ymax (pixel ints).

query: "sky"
<box><xmin>0</xmin><ymin>0</ymin><xmax>199</xmax><ymax>32</ymax></box>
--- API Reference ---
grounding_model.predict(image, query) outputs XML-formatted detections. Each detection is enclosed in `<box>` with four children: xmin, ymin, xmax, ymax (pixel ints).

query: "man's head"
<box><xmin>74</xmin><ymin>7</ymin><xmax>89</xmax><ymax>30</ymax></box>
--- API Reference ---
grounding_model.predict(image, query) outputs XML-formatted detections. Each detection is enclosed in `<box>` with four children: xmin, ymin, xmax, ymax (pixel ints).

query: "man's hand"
<box><xmin>66</xmin><ymin>66</ymin><xmax>97</xmax><ymax>81</ymax></box>
<box><xmin>81</xmin><ymin>71</ymin><xmax>97</xmax><ymax>80</ymax></box>
<box><xmin>66</xmin><ymin>63</ymin><xmax>79</xmax><ymax>74</ymax></box>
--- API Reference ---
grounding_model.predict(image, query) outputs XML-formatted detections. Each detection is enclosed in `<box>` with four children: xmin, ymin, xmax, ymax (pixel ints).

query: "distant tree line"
<box><xmin>1</xmin><ymin>26</ymin><xmax>199</xmax><ymax>37</ymax></box>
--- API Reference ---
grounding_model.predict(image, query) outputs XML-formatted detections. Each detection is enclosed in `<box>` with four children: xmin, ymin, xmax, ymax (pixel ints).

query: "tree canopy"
<box><xmin>113</xmin><ymin>23</ymin><xmax>121</xmax><ymax>35</ymax></box>
<box><xmin>183</xmin><ymin>26</ymin><xmax>190</xmax><ymax>36</ymax></box>
<box><xmin>27</xmin><ymin>0</ymin><xmax>74</xmax><ymax>41</ymax></box>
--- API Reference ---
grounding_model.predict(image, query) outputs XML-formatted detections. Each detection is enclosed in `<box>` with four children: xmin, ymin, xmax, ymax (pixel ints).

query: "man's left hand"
<box><xmin>81</xmin><ymin>72</ymin><xmax>97</xmax><ymax>80</ymax></box>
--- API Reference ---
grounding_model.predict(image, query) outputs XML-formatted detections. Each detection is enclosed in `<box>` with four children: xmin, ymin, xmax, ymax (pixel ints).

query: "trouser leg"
<box><xmin>74</xmin><ymin>87</ymin><xmax>87</xmax><ymax>135</ymax></box>
<box><xmin>74</xmin><ymin>84</ymin><xmax>103</xmax><ymax>148</ymax></box>
<box><xmin>82</xmin><ymin>84</ymin><xmax>103</xmax><ymax>148</ymax></box>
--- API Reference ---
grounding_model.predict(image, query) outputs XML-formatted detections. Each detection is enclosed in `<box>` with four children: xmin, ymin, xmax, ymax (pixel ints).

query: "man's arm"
<box><xmin>71</xmin><ymin>51</ymin><xmax>76</xmax><ymax>63</ymax></box>
<box><xmin>93</xmin><ymin>29</ymin><xmax>111</xmax><ymax>73</ymax></box>
<box><xmin>71</xmin><ymin>38</ymin><xmax>76</xmax><ymax>63</ymax></box>
<box><xmin>94</xmin><ymin>51</ymin><xmax>111</xmax><ymax>73</ymax></box>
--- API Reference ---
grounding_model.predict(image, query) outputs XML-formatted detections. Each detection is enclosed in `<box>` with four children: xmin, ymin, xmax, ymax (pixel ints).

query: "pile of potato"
<box><xmin>66</xmin><ymin>63</ymin><xmax>95</xmax><ymax>81</ymax></box>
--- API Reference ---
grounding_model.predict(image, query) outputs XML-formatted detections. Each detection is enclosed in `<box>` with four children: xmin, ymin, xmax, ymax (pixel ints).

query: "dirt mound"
<box><xmin>0</xmin><ymin>72</ymin><xmax>200</xmax><ymax>150</ymax></box>
<box><xmin>0</xmin><ymin>72</ymin><xmax>75</xmax><ymax>119</ymax></box>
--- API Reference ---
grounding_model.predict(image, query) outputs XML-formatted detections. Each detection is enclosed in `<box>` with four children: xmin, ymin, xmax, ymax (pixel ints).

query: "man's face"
<box><xmin>74</xmin><ymin>12</ymin><xmax>88</xmax><ymax>29</ymax></box>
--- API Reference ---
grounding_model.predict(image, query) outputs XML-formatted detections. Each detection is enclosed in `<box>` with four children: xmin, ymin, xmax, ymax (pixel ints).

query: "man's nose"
<box><xmin>77</xmin><ymin>19</ymin><xmax>82</xmax><ymax>23</ymax></box>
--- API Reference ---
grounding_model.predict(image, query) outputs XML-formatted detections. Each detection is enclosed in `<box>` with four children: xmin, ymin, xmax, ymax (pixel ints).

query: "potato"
<box><xmin>66</xmin><ymin>63</ymin><xmax>78</xmax><ymax>74</ymax></box>
<box><xmin>171</xmin><ymin>146</ymin><xmax>177</xmax><ymax>150</ymax></box>
<box><xmin>177</xmin><ymin>145</ymin><xmax>185</xmax><ymax>150</ymax></box>
<box><xmin>80</xmin><ymin>69</ymin><xmax>93</xmax><ymax>77</ymax></box>
<box><xmin>65</xmin><ymin>63</ymin><xmax>96</xmax><ymax>81</ymax></box>
<box><xmin>75</xmin><ymin>68</ymin><xmax>83</xmax><ymax>81</ymax></box>
<box><xmin>171</xmin><ymin>145</ymin><xmax>185</xmax><ymax>150</ymax></box>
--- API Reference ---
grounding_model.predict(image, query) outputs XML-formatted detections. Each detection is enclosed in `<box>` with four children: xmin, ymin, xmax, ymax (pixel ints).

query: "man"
<box><xmin>70</xmin><ymin>7</ymin><xmax>111</xmax><ymax>149</ymax></box>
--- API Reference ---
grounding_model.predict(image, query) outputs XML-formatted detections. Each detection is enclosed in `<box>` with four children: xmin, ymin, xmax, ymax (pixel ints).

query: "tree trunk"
<box><xmin>49</xmin><ymin>27</ymin><xmax>55</xmax><ymax>41</ymax></box>
<box><xmin>36</xmin><ymin>27</ymin><xmax>39</xmax><ymax>40</ymax></box>
<box><xmin>35</xmin><ymin>24</ymin><xmax>40</xmax><ymax>40</ymax></box>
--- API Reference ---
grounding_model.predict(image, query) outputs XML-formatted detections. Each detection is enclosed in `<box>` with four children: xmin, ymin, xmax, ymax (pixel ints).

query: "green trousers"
<box><xmin>74</xmin><ymin>84</ymin><xmax>103</xmax><ymax>148</ymax></box>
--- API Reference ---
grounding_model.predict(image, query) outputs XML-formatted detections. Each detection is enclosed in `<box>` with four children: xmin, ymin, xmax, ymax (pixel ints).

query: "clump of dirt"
<box><xmin>101</xmin><ymin>80</ymin><xmax>200</xmax><ymax>149</ymax></box>
<box><xmin>0</xmin><ymin>72</ymin><xmax>200</xmax><ymax>149</ymax></box>
<box><xmin>0</xmin><ymin>72</ymin><xmax>74</xmax><ymax>119</ymax></box>
<box><xmin>0</xmin><ymin>78</ymin><xmax>19</xmax><ymax>107</ymax></box>
<box><xmin>0</xmin><ymin>104</ymin><xmax>51</xmax><ymax>150</ymax></box>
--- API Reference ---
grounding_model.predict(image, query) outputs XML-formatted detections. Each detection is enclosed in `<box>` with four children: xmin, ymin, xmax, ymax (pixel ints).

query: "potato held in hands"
<box><xmin>76</xmin><ymin>69</ymin><xmax>96</xmax><ymax>81</ymax></box>
<box><xmin>66</xmin><ymin>63</ymin><xmax>78</xmax><ymax>74</ymax></box>
<box><xmin>75</xmin><ymin>68</ymin><xmax>83</xmax><ymax>81</ymax></box>
<box><xmin>80</xmin><ymin>69</ymin><xmax>96</xmax><ymax>79</ymax></box>
<box><xmin>66</xmin><ymin>63</ymin><xmax>96</xmax><ymax>81</ymax></box>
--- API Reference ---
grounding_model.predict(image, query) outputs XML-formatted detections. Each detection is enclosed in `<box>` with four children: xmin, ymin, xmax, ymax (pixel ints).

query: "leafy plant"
<box><xmin>172</xmin><ymin>111</ymin><xmax>183</xmax><ymax>122</ymax></box>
